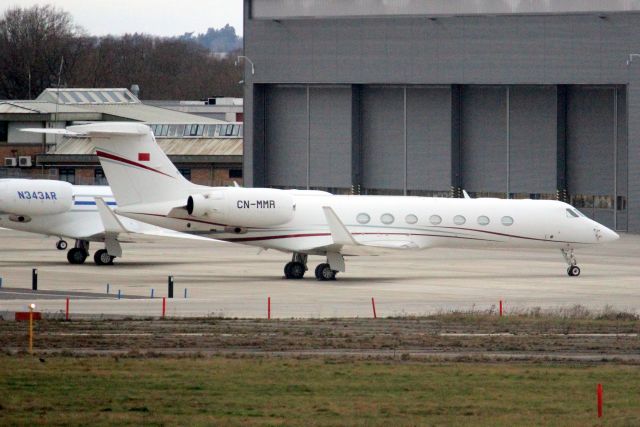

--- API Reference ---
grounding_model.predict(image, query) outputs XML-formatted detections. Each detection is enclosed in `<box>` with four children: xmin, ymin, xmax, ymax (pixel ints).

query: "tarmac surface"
<box><xmin>0</xmin><ymin>228</ymin><xmax>637</xmax><ymax>318</ymax></box>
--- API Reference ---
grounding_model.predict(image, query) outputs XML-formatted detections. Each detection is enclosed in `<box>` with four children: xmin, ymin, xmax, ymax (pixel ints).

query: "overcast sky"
<box><xmin>0</xmin><ymin>0</ymin><xmax>243</xmax><ymax>36</ymax></box>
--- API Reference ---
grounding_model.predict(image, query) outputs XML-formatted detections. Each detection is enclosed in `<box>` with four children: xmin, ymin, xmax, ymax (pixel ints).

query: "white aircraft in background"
<box><xmin>0</xmin><ymin>178</ymin><xmax>207</xmax><ymax>265</ymax></box>
<box><xmin>27</xmin><ymin>122</ymin><xmax>619</xmax><ymax>280</ymax></box>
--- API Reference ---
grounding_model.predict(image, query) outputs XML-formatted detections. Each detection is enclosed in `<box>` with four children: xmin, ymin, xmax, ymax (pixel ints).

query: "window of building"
<box><xmin>0</xmin><ymin>122</ymin><xmax>7</xmax><ymax>142</ymax></box>
<box><xmin>205</xmin><ymin>125</ymin><xmax>216</xmax><ymax>137</ymax></box>
<box><xmin>381</xmin><ymin>213</ymin><xmax>394</xmax><ymax>225</ymax></box>
<box><xmin>178</xmin><ymin>168</ymin><xmax>191</xmax><ymax>181</ymax></box>
<box><xmin>218</xmin><ymin>124</ymin><xmax>227</xmax><ymax>136</ymax></box>
<box><xmin>477</xmin><ymin>215</ymin><xmax>490</xmax><ymax>225</ymax></box>
<box><xmin>453</xmin><ymin>215</ymin><xmax>466</xmax><ymax>225</ymax></box>
<box><xmin>429</xmin><ymin>215</ymin><xmax>442</xmax><ymax>225</ymax></box>
<box><xmin>231</xmin><ymin>125</ymin><xmax>240</xmax><ymax>136</ymax></box>
<box><xmin>501</xmin><ymin>216</ymin><xmax>514</xmax><ymax>226</ymax></box>
<box><xmin>59</xmin><ymin>168</ymin><xmax>75</xmax><ymax>184</ymax></box>
<box><xmin>229</xmin><ymin>169</ymin><xmax>243</xmax><ymax>178</ymax></box>
<box><xmin>405</xmin><ymin>214</ymin><xmax>418</xmax><ymax>224</ymax></box>
<box><xmin>94</xmin><ymin>168</ymin><xmax>108</xmax><ymax>185</ymax></box>
<box><xmin>356</xmin><ymin>213</ymin><xmax>370</xmax><ymax>224</ymax></box>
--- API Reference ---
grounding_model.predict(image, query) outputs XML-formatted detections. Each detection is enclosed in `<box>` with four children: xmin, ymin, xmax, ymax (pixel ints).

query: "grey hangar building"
<box><xmin>242</xmin><ymin>0</ymin><xmax>640</xmax><ymax>232</ymax></box>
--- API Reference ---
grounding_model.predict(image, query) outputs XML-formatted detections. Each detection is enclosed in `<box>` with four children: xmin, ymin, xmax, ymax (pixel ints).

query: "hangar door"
<box><xmin>567</xmin><ymin>86</ymin><xmax>626</xmax><ymax>230</ymax></box>
<box><xmin>361</xmin><ymin>86</ymin><xmax>452</xmax><ymax>194</ymax></box>
<box><xmin>265</xmin><ymin>85</ymin><xmax>352</xmax><ymax>191</ymax></box>
<box><xmin>461</xmin><ymin>86</ymin><xmax>557</xmax><ymax>197</ymax></box>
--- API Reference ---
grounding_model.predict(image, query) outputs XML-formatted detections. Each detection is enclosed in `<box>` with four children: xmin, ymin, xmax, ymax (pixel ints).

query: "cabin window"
<box><xmin>477</xmin><ymin>215</ymin><xmax>490</xmax><ymax>226</ymax></box>
<box><xmin>405</xmin><ymin>214</ymin><xmax>418</xmax><ymax>225</ymax></box>
<box><xmin>381</xmin><ymin>213</ymin><xmax>394</xmax><ymax>225</ymax></box>
<box><xmin>429</xmin><ymin>215</ymin><xmax>442</xmax><ymax>225</ymax></box>
<box><xmin>356</xmin><ymin>213</ymin><xmax>370</xmax><ymax>224</ymax></box>
<box><xmin>501</xmin><ymin>216</ymin><xmax>514</xmax><ymax>226</ymax></box>
<box><xmin>566</xmin><ymin>208</ymin><xmax>579</xmax><ymax>218</ymax></box>
<box><xmin>453</xmin><ymin>215</ymin><xmax>466</xmax><ymax>225</ymax></box>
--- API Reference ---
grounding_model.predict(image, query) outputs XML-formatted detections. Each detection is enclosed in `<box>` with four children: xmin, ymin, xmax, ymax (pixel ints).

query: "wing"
<box><xmin>94</xmin><ymin>197</ymin><xmax>225</xmax><ymax>244</ymax></box>
<box><xmin>297</xmin><ymin>206</ymin><xmax>421</xmax><ymax>255</ymax></box>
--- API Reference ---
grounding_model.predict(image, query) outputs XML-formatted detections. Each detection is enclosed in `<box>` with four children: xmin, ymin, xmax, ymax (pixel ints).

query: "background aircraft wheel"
<box><xmin>315</xmin><ymin>263</ymin><xmax>336</xmax><ymax>281</ymax></box>
<box><xmin>284</xmin><ymin>262</ymin><xmax>293</xmax><ymax>278</ymax></box>
<box><xmin>287</xmin><ymin>261</ymin><xmax>305</xmax><ymax>279</ymax></box>
<box><xmin>56</xmin><ymin>240</ymin><xmax>68</xmax><ymax>250</ymax></box>
<box><xmin>67</xmin><ymin>248</ymin><xmax>87</xmax><ymax>265</ymax></box>
<box><xmin>567</xmin><ymin>266</ymin><xmax>581</xmax><ymax>277</ymax></box>
<box><xmin>94</xmin><ymin>249</ymin><xmax>115</xmax><ymax>266</ymax></box>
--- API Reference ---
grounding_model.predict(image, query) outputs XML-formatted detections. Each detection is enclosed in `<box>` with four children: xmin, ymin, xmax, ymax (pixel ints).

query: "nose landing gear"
<box><xmin>56</xmin><ymin>240</ymin><xmax>68</xmax><ymax>250</ymax></box>
<box><xmin>561</xmin><ymin>248</ymin><xmax>581</xmax><ymax>276</ymax></box>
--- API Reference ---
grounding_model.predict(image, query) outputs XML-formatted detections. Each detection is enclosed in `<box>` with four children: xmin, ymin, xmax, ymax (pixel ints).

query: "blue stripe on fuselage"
<box><xmin>74</xmin><ymin>201</ymin><xmax>117</xmax><ymax>206</ymax></box>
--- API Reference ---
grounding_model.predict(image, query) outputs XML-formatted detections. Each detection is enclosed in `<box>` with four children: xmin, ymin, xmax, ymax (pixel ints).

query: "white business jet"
<box><xmin>0</xmin><ymin>177</ymin><xmax>208</xmax><ymax>265</ymax></box>
<box><xmin>29</xmin><ymin>122</ymin><xmax>619</xmax><ymax>280</ymax></box>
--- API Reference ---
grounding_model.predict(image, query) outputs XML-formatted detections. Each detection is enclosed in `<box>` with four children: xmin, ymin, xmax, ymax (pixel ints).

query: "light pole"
<box><xmin>235</xmin><ymin>55</ymin><xmax>255</xmax><ymax>75</ymax></box>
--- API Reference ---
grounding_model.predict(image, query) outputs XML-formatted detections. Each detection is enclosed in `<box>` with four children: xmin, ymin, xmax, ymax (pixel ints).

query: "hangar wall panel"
<box><xmin>309</xmin><ymin>87</ymin><xmax>352</xmax><ymax>189</ymax></box>
<box><xmin>361</xmin><ymin>87</ymin><xmax>404</xmax><ymax>191</ymax></box>
<box><xmin>567</xmin><ymin>87</ymin><xmax>615</xmax><ymax>227</ymax></box>
<box><xmin>265</xmin><ymin>86</ymin><xmax>308</xmax><ymax>187</ymax></box>
<box><xmin>567</xmin><ymin>88</ymin><xmax>614</xmax><ymax>195</ymax></box>
<box><xmin>461</xmin><ymin>87</ymin><xmax>507</xmax><ymax>193</ymax></box>
<box><xmin>406</xmin><ymin>87</ymin><xmax>452</xmax><ymax>191</ymax></box>
<box><xmin>508</xmin><ymin>86</ymin><xmax>557</xmax><ymax>194</ymax></box>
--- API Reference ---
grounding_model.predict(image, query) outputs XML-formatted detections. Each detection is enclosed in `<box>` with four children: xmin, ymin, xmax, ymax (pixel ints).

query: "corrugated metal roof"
<box><xmin>79</xmin><ymin>103</ymin><xmax>226</xmax><ymax>124</ymax></box>
<box><xmin>52</xmin><ymin>137</ymin><xmax>243</xmax><ymax>156</ymax></box>
<box><xmin>0</xmin><ymin>101</ymin><xmax>94</xmax><ymax>114</ymax></box>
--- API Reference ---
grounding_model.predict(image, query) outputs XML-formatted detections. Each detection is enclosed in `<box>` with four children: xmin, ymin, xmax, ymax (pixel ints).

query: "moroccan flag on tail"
<box><xmin>138</xmin><ymin>152</ymin><xmax>150</xmax><ymax>161</ymax></box>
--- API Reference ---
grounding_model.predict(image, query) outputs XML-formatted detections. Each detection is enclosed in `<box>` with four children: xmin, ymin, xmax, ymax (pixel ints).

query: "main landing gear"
<box><xmin>284</xmin><ymin>253</ymin><xmax>307</xmax><ymax>279</ymax></box>
<box><xmin>65</xmin><ymin>240</ymin><xmax>116</xmax><ymax>265</ymax></box>
<box><xmin>561</xmin><ymin>248</ymin><xmax>581</xmax><ymax>277</ymax></box>
<box><xmin>283</xmin><ymin>252</ymin><xmax>344</xmax><ymax>281</ymax></box>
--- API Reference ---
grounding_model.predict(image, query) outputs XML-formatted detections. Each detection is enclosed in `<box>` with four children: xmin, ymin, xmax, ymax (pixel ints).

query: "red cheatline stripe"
<box><xmin>96</xmin><ymin>150</ymin><xmax>174</xmax><ymax>178</ymax></box>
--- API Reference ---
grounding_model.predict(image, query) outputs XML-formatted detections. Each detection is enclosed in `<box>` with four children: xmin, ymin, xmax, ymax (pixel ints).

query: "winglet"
<box><xmin>95</xmin><ymin>198</ymin><xmax>127</xmax><ymax>233</ymax></box>
<box><xmin>322</xmin><ymin>206</ymin><xmax>358</xmax><ymax>246</ymax></box>
<box><xmin>462</xmin><ymin>190</ymin><xmax>472</xmax><ymax>199</ymax></box>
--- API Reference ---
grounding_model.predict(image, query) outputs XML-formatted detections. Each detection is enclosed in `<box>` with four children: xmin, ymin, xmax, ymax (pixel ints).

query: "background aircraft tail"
<box><xmin>71</xmin><ymin>122</ymin><xmax>196</xmax><ymax>207</ymax></box>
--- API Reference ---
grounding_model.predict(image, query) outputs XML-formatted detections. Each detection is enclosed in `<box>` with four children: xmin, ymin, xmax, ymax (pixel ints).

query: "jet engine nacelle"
<box><xmin>0</xmin><ymin>179</ymin><xmax>74</xmax><ymax>216</ymax></box>
<box><xmin>187</xmin><ymin>188</ymin><xmax>295</xmax><ymax>227</ymax></box>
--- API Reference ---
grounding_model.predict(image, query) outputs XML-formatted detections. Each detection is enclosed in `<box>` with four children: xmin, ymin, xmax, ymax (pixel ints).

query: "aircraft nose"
<box><xmin>601</xmin><ymin>227</ymin><xmax>620</xmax><ymax>243</ymax></box>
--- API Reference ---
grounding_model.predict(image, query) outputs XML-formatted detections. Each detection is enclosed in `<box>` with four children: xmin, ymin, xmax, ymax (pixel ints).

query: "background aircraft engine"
<box><xmin>187</xmin><ymin>188</ymin><xmax>295</xmax><ymax>227</ymax></box>
<box><xmin>0</xmin><ymin>179</ymin><xmax>74</xmax><ymax>216</ymax></box>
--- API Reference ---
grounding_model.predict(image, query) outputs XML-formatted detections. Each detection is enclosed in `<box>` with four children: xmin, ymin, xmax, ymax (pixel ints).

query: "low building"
<box><xmin>0</xmin><ymin>88</ymin><xmax>243</xmax><ymax>186</ymax></box>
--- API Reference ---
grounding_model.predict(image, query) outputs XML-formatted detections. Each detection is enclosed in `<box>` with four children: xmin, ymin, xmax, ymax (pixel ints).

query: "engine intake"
<box><xmin>187</xmin><ymin>188</ymin><xmax>295</xmax><ymax>228</ymax></box>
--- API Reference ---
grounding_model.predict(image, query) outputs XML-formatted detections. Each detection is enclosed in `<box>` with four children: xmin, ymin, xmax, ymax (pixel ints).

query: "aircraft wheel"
<box><xmin>56</xmin><ymin>240</ymin><xmax>68</xmax><ymax>250</ymax></box>
<box><xmin>285</xmin><ymin>261</ymin><xmax>305</xmax><ymax>279</ymax></box>
<box><xmin>315</xmin><ymin>263</ymin><xmax>337</xmax><ymax>281</ymax></box>
<box><xmin>67</xmin><ymin>248</ymin><xmax>88</xmax><ymax>265</ymax></box>
<box><xmin>567</xmin><ymin>266</ymin><xmax>580</xmax><ymax>277</ymax></box>
<box><xmin>94</xmin><ymin>249</ymin><xmax>115</xmax><ymax>266</ymax></box>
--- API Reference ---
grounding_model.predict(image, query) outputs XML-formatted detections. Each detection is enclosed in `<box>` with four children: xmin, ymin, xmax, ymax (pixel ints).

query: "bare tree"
<box><xmin>0</xmin><ymin>5</ymin><xmax>88</xmax><ymax>99</ymax></box>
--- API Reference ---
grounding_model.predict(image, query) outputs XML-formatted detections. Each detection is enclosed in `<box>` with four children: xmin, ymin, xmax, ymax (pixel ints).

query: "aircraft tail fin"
<box><xmin>69</xmin><ymin>122</ymin><xmax>197</xmax><ymax>207</ymax></box>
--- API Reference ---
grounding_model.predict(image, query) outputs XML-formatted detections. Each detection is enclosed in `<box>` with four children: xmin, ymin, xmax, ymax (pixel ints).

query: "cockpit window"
<box><xmin>566</xmin><ymin>208</ymin><xmax>579</xmax><ymax>218</ymax></box>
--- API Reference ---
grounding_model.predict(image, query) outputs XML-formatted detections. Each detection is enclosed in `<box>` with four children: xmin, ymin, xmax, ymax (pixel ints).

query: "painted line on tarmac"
<box><xmin>0</xmin><ymin>290</ymin><xmax>117</xmax><ymax>300</ymax></box>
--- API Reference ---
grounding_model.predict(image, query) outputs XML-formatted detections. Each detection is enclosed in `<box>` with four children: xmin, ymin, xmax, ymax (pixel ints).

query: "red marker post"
<box><xmin>597</xmin><ymin>383</ymin><xmax>603</xmax><ymax>418</ymax></box>
<box><xmin>65</xmin><ymin>297</ymin><xmax>70</xmax><ymax>321</ymax></box>
<box><xmin>162</xmin><ymin>297</ymin><xmax>166</xmax><ymax>318</ymax></box>
<box><xmin>268</xmin><ymin>297</ymin><xmax>271</xmax><ymax>320</ymax></box>
<box><xmin>499</xmin><ymin>300</ymin><xmax>503</xmax><ymax>317</ymax></box>
<box><xmin>371</xmin><ymin>297</ymin><xmax>377</xmax><ymax>319</ymax></box>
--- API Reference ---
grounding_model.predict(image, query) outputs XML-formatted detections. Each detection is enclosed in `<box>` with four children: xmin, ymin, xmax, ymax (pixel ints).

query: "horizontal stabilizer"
<box><xmin>21</xmin><ymin>128</ymin><xmax>85</xmax><ymax>137</ymax></box>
